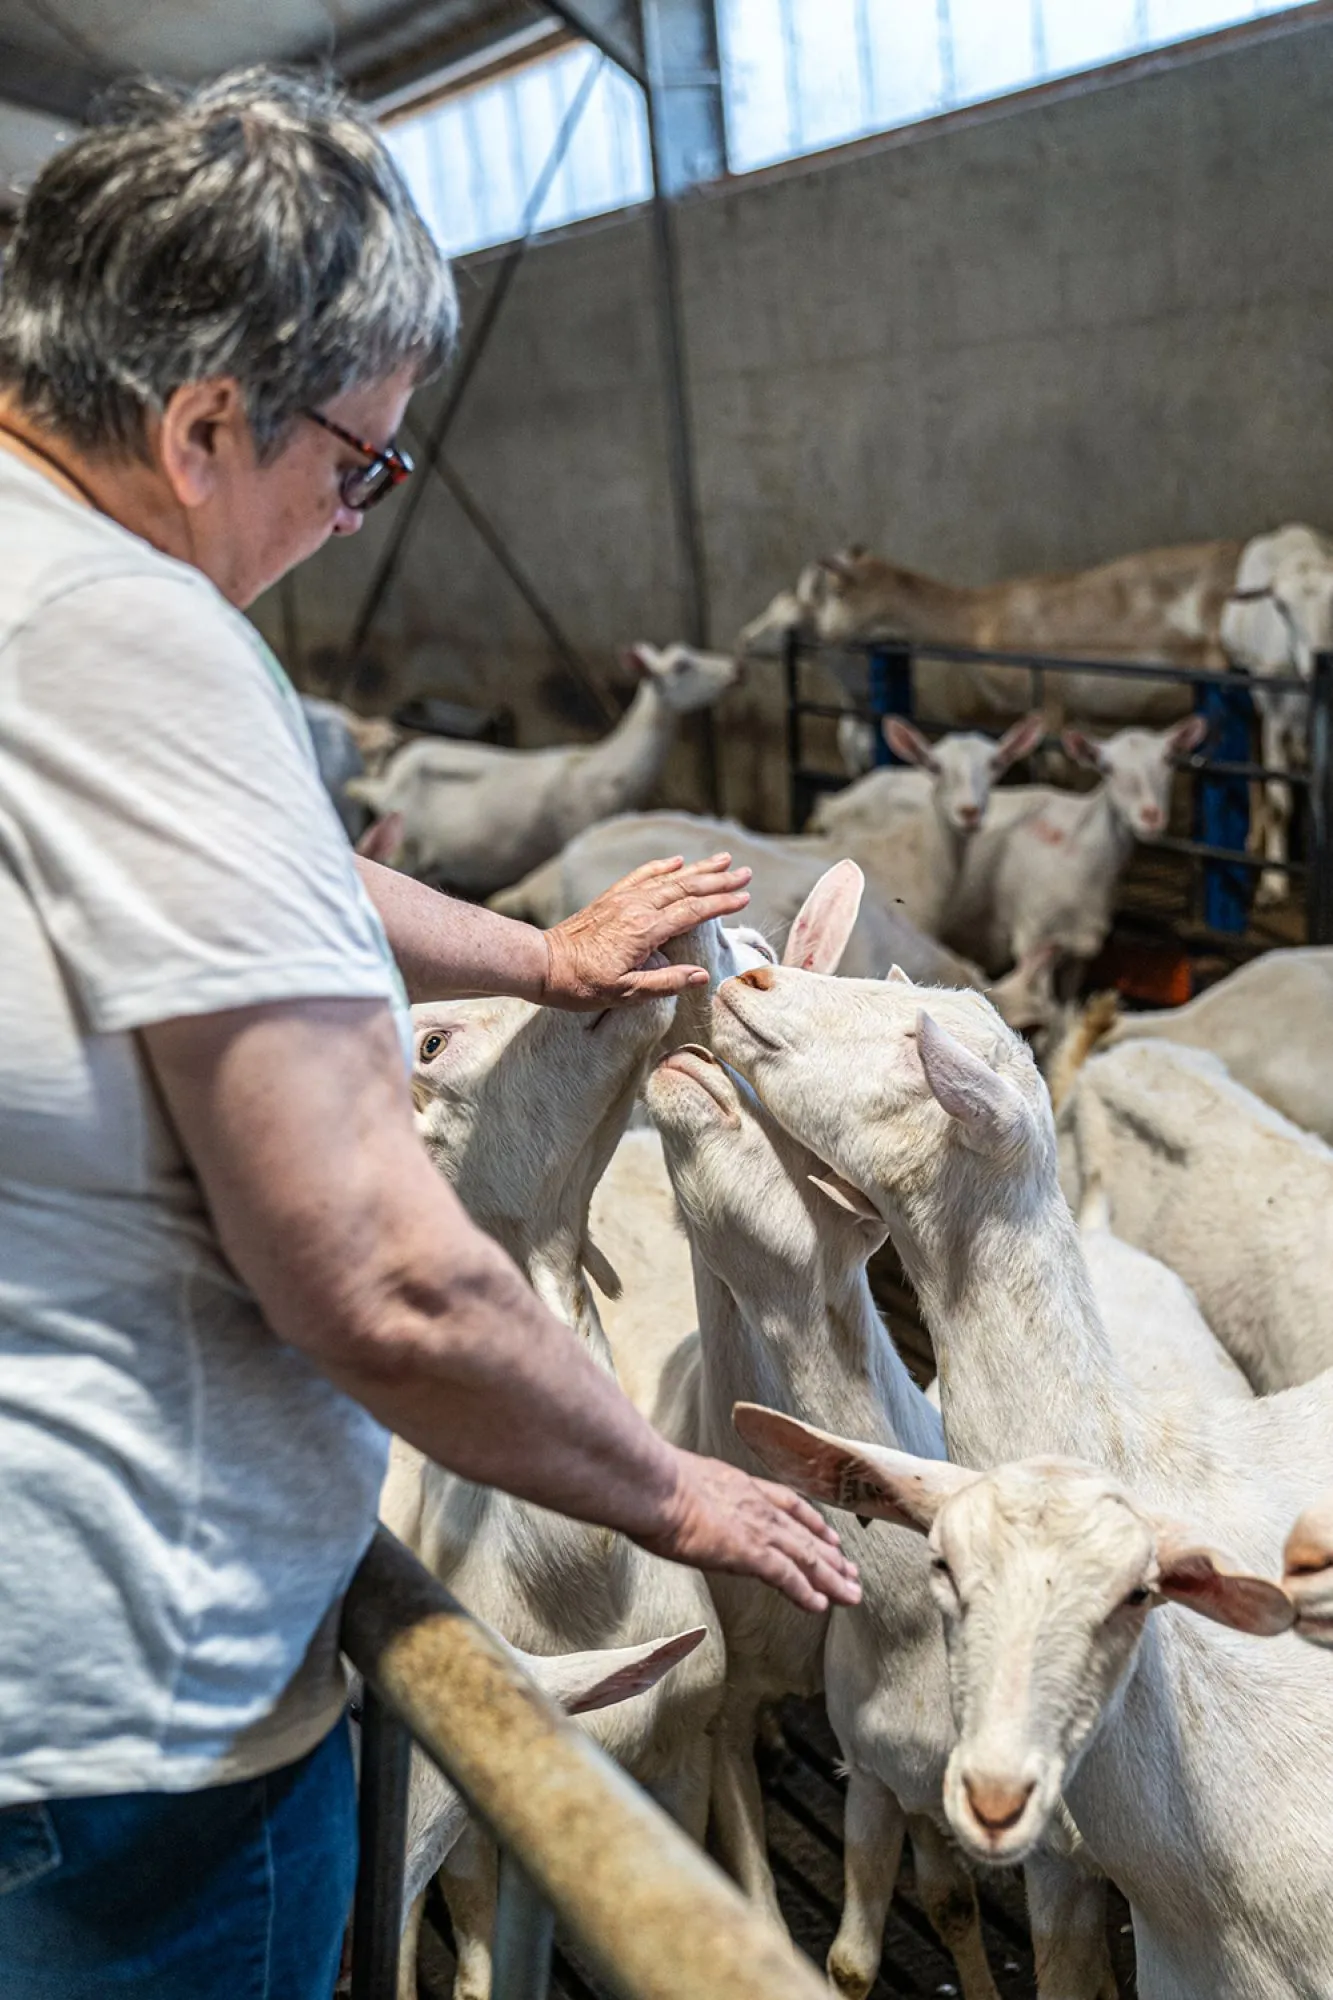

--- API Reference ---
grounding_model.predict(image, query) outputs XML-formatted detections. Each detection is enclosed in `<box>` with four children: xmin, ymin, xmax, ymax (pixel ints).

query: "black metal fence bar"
<box><xmin>813</xmin><ymin>634</ymin><xmax>1310</xmax><ymax>695</ymax></box>
<box><xmin>1142</xmin><ymin>834</ymin><xmax>1306</xmax><ymax>874</ymax></box>
<box><xmin>783</xmin><ymin>632</ymin><xmax>1333</xmax><ymax>948</ymax></box>
<box><xmin>352</xmin><ymin>1688</ymin><xmax>412</xmax><ymax>2000</ymax></box>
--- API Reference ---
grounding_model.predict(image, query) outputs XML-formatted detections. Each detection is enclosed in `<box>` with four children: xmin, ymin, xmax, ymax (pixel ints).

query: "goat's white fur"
<box><xmin>710</xmin><ymin>963</ymin><xmax>1333</xmax><ymax>1999</ymax></box>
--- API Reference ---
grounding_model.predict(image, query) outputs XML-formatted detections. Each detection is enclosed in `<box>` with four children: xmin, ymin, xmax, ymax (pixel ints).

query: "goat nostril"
<box><xmin>1286</xmin><ymin>1538</ymin><xmax>1333</xmax><ymax>1579</ymax></box>
<box><xmin>737</xmin><ymin>966</ymin><xmax>776</xmax><ymax>991</ymax></box>
<box><xmin>963</xmin><ymin>1772</ymin><xmax>1035</xmax><ymax>1833</ymax></box>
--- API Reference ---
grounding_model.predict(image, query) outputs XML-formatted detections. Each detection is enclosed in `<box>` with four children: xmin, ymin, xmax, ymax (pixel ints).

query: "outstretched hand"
<box><xmin>634</xmin><ymin>1449</ymin><xmax>861</xmax><ymax>1614</ymax></box>
<box><xmin>542</xmin><ymin>854</ymin><xmax>752</xmax><ymax>1009</ymax></box>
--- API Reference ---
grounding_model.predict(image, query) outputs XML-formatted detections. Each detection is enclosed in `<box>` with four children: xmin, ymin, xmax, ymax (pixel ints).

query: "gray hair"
<box><xmin>0</xmin><ymin>67</ymin><xmax>457</xmax><ymax>458</ymax></box>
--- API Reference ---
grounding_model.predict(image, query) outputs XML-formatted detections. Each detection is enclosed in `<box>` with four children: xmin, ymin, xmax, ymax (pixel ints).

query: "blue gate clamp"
<box><xmin>1193</xmin><ymin>679</ymin><xmax>1253</xmax><ymax>935</ymax></box>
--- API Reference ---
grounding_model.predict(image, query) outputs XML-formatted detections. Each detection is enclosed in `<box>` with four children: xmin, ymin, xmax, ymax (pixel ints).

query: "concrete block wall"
<box><xmin>258</xmin><ymin>12</ymin><xmax>1333</xmax><ymax>829</ymax></box>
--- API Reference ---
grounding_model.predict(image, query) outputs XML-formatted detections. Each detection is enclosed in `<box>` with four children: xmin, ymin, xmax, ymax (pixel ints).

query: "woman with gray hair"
<box><xmin>0</xmin><ymin>69</ymin><xmax>857</xmax><ymax>1999</ymax></box>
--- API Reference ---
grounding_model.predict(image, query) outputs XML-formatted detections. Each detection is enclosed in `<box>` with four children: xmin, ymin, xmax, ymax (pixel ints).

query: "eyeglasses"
<box><xmin>303</xmin><ymin>408</ymin><xmax>414</xmax><ymax>511</ymax></box>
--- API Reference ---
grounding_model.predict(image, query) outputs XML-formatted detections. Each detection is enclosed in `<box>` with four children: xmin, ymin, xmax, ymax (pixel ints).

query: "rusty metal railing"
<box><xmin>340</xmin><ymin>1527</ymin><xmax>828</xmax><ymax>2000</ymax></box>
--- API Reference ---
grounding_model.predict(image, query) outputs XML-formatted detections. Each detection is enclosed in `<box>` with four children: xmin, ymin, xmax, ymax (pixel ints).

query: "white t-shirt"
<box><xmin>0</xmin><ymin>450</ymin><xmax>409</xmax><ymax>1803</ymax></box>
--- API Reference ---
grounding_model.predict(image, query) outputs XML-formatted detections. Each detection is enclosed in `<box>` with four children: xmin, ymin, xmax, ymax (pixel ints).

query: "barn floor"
<box><xmin>412</xmin><ymin>1698</ymin><xmax>1137</xmax><ymax>1998</ymax></box>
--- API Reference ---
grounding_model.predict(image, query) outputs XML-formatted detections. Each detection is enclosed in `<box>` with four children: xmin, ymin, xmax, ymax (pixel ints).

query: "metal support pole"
<box><xmin>1193</xmin><ymin>679</ymin><xmax>1252</xmax><ymax>935</ymax></box>
<box><xmin>1308</xmin><ymin>651</ymin><xmax>1333</xmax><ymax>944</ymax></box>
<box><xmin>350</xmin><ymin>1688</ymin><xmax>413</xmax><ymax>2000</ymax></box>
<box><xmin>492</xmin><ymin>1852</ymin><xmax>557</xmax><ymax>2000</ymax></box>
<box><xmin>869</xmin><ymin>641</ymin><xmax>914</xmax><ymax>765</ymax></box>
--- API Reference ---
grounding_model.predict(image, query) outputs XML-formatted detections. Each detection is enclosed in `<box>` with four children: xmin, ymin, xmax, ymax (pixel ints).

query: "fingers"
<box><xmin>620</xmin><ymin>965</ymin><xmax>711</xmax><ymax>1000</ymax></box>
<box><xmin>616</xmin><ymin>855</ymin><xmax>687</xmax><ymax>888</ymax></box>
<box><xmin>759</xmin><ymin>1478</ymin><xmax>847</xmax><ymax>1546</ymax></box>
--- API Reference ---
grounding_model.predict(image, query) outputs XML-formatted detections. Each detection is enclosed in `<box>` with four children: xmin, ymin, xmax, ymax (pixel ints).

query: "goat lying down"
<box><xmin>1050</xmin><ymin>946</ymin><xmax>1333</xmax><ymax>1147</ymax></box>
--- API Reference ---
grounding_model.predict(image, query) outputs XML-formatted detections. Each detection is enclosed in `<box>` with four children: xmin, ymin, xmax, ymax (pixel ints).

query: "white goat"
<box><xmin>1059</xmin><ymin>1038</ymin><xmax>1333</xmax><ymax>1392</ymax></box>
<box><xmin>351</xmin><ymin>643</ymin><xmax>738</xmax><ymax>896</ymax></box>
<box><xmin>709</xmin><ymin>964</ymin><xmax>1333</xmax><ymax>2000</ymax></box>
<box><xmin>1076</xmin><ymin>1184</ymin><xmax>1251</xmax><ymax>1406</ymax></box>
<box><xmin>943</xmin><ymin>718</ymin><xmax>1207</xmax><ymax>975</ymax></box>
<box><xmin>809</xmin><ymin>715</ymin><xmax>1045</xmax><ymax>934</ymax></box>
<box><xmin>492</xmin><ymin>811</ymin><xmax>1056</xmax><ymax>1029</ymax></box>
<box><xmin>397</xmin><ymin>986</ymin><xmax>726</xmax><ymax>2000</ymax></box>
<box><xmin>1221</xmin><ymin>523</ymin><xmax>1333</xmax><ymax>907</ymax></box>
<box><xmin>592</xmin><ymin>878</ymin><xmax>859</xmax><ymax>1423</ymax></box>
<box><xmin>646</xmin><ymin>1046</ymin><xmax>1114</xmax><ymax>2000</ymax></box>
<box><xmin>1057</xmin><ymin>948</ymin><xmax>1333</xmax><ymax>1146</ymax></box>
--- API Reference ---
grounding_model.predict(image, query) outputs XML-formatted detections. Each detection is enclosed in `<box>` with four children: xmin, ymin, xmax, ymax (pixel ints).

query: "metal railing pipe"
<box><xmin>341</xmin><ymin>1528</ymin><xmax>829</xmax><ymax>2000</ymax></box>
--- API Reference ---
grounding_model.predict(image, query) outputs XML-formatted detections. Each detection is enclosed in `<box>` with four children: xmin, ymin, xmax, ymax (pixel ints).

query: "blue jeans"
<box><xmin>0</xmin><ymin>1717</ymin><xmax>357</xmax><ymax>1999</ymax></box>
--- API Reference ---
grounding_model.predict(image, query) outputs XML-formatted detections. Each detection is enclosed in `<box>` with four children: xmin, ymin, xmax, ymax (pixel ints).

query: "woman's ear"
<box><xmin>157</xmin><ymin>377</ymin><xmax>251</xmax><ymax>509</ymax></box>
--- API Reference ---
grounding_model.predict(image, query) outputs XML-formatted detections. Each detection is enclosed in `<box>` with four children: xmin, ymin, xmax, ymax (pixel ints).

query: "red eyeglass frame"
<box><xmin>303</xmin><ymin>408</ymin><xmax>414</xmax><ymax>511</ymax></box>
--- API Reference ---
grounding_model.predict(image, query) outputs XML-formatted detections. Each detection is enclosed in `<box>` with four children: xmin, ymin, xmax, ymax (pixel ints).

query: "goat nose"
<box><xmin>962</xmin><ymin>1771</ymin><xmax>1035</xmax><ymax>1834</ymax></box>
<box><xmin>1285</xmin><ymin>1535</ymin><xmax>1333</xmax><ymax>1578</ymax></box>
<box><xmin>736</xmin><ymin>966</ymin><xmax>776</xmax><ymax>991</ymax></box>
<box><xmin>958</xmin><ymin>805</ymin><xmax>980</xmax><ymax>825</ymax></box>
<box><xmin>1141</xmin><ymin>807</ymin><xmax>1164</xmax><ymax>831</ymax></box>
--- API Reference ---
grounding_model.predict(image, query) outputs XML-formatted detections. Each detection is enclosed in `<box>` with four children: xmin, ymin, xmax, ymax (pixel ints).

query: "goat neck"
<box><xmin>575</xmin><ymin>678</ymin><xmax>676</xmax><ymax>817</ymax></box>
<box><xmin>889</xmin><ymin>1127</ymin><xmax>1147</xmax><ymax>1472</ymax></box>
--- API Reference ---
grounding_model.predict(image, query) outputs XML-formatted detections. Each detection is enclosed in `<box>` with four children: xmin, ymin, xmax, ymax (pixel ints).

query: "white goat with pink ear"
<box><xmin>644</xmin><ymin>1041</ymin><xmax>1115</xmax><ymax>2000</ymax></box>
<box><xmin>394</xmin><ymin>981</ymin><xmax>727</xmax><ymax>2000</ymax></box>
<box><xmin>943</xmin><ymin>716</ymin><xmax>1208</xmax><ymax>975</ymax></box>
<box><xmin>710</xmin><ymin>961</ymin><xmax>1333</xmax><ymax>2000</ymax></box>
<box><xmin>736</xmin><ymin>1405</ymin><xmax>1292</xmax><ymax>1860</ymax></box>
<box><xmin>810</xmin><ymin>716</ymin><xmax>1046</xmax><ymax>934</ymax></box>
<box><xmin>349</xmin><ymin>641</ymin><xmax>739</xmax><ymax>896</ymax></box>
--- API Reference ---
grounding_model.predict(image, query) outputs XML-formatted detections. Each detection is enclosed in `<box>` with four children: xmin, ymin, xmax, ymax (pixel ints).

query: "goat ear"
<box><xmin>817</xmin><ymin>553</ymin><xmax>857</xmax><ymax>584</ymax></box>
<box><xmin>354</xmin><ymin>809</ymin><xmax>405</xmax><ymax>865</ymax></box>
<box><xmin>581</xmin><ymin>1236</ymin><xmax>623</xmax><ymax>1301</ymax></box>
<box><xmin>1153</xmin><ymin>1524</ymin><xmax>1295</xmax><ymax>1637</ymax></box>
<box><xmin>783</xmin><ymin>859</ymin><xmax>864</xmax><ymax>973</ymax></box>
<box><xmin>1166</xmin><ymin>714</ymin><xmax>1208</xmax><ymax>759</ymax></box>
<box><xmin>916</xmin><ymin>1011</ymin><xmax>1029</xmax><ymax>1155</ymax></box>
<box><xmin>619</xmin><ymin>644</ymin><xmax>658</xmax><ymax>679</ymax></box>
<box><xmin>733</xmin><ymin>1405</ymin><xmax>976</xmax><ymax>1530</ymax></box>
<box><xmin>1061</xmin><ymin>728</ymin><xmax>1106</xmax><ymax>771</ymax></box>
<box><xmin>992</xmin><ymin>713</ymin><xmax>1046</xmax><ymax>772</ymax></box>
<box><xmin>808</xmin><ymin>1171</ymin><xmax>883</xmax><ymax>1226</ymax></box>
<box><xmin>885</xmin><ymin>963</ymin><xmax>914</xmax><ymax>986</ymax></box>
<box><xmin>884</xmin><ymin>717</ymin><xmax>938</xmax><ymax>769</ymax></box>
<box><xmin>543</xmin><ymin>1627</ymin><xmax>708</xmax><ymax>1715</ymax></box>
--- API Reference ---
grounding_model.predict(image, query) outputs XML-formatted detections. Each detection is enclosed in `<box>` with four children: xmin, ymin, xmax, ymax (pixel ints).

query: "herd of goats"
<box><xmin>304</xmin><ymin>520</ymin><xmax>1333</xmax><ymax>2000</ymax></box>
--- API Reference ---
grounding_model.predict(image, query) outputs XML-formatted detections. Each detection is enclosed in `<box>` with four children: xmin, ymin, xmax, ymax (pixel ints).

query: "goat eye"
<box><xmin>420</xmin><ymin>1031</ymin><xmax>450</xmax><ymax>1060</ymax></box>
<box><xmin>1122</xmin><ymin>1586</ymin><xmax>1151</xmax><ymax>1608</ymax></box>
<box><xmin>931</xmin><ymin>1556</ymin><xmax>955</xmax><ymax>1585</ymax></box>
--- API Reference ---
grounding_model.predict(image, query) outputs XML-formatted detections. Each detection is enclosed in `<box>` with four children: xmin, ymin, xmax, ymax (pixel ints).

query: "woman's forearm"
<box><xmin>357</xmin><ymin>851</ymin><xmax>755</xmax><ymax>1012</ymax></box>
<box><xmin>355</xmin><ymin>856</ymin><xmax>549</xmax><ymax>1003</ymax></box>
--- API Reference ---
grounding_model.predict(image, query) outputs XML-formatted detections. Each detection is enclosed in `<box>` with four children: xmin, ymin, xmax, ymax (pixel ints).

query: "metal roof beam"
<box><xmin>542</xmin><ymin>2</ymin><xmax>645</xmax><ymax>84</ymax></box>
